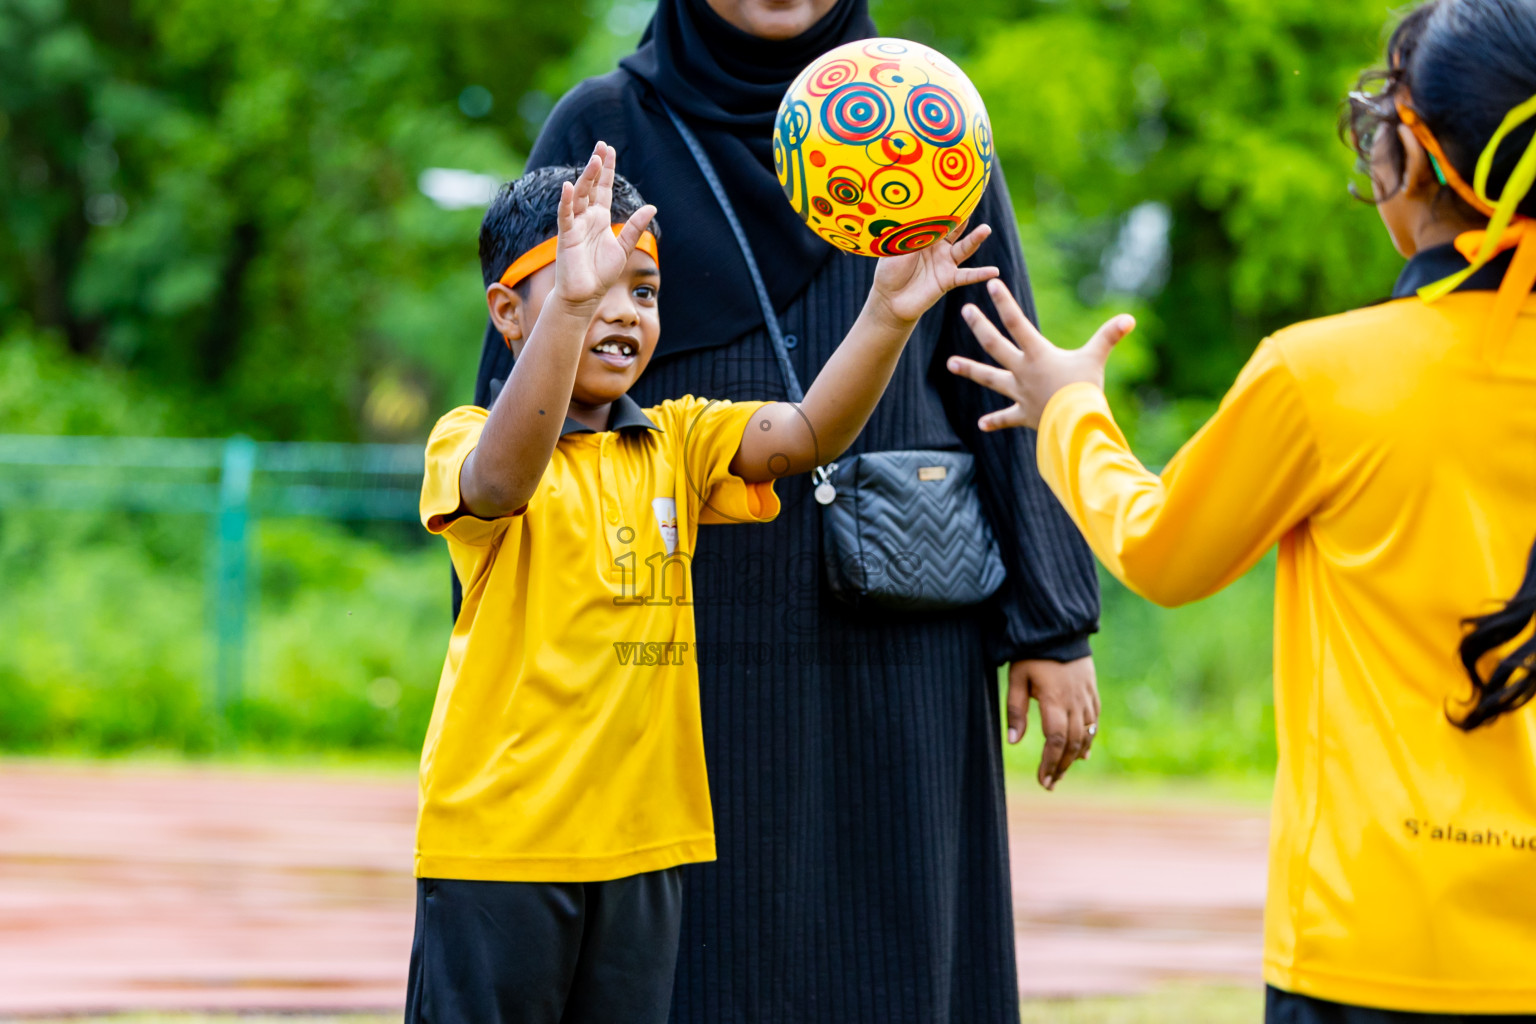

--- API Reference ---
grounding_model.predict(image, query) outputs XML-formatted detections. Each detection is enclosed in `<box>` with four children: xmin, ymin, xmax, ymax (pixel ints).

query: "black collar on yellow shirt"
<box><xmin>559</xmin><ymin>393</ymin><xmax>662</xmax><ymax>437</ymax></box>
<box><xmin>1393</xmin><ymin>243</ymin><xmax>1520</xmax><ymax>299</ymax></box>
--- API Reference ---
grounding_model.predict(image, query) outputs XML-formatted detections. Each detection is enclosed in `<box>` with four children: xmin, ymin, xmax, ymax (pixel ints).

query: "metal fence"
<box><xmin>0</xmin><ymin>435</ymin><xmax>424</xmax><ymax>713</ymax></box>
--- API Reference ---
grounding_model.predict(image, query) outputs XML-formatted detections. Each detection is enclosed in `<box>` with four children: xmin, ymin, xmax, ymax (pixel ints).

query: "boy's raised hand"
<box><xmin>869</xmin><ymin>222</ymin><xmax>998</xmax><ymax>326</ymax></box>
<box><xmin>553</xmin><ymin>142</ymin><xmax>657</xmax><ymax>309</ymax></box>
<box><xmin>948</xmin><ymin>279</ymin><xmax>1136</xmax><ymax>430</ymax></box>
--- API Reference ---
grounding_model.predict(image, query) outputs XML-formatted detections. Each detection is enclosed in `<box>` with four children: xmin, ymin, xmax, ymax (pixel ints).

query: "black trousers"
<box><xmin>1268</xmin><ymin>986</ymin><xmax>1536</xmax><ymax>1023</ymax></box>
<box><xmin>405</xmin><ymin>870</ymin><xmax>684</xmax><ymax>1024</ymax></box>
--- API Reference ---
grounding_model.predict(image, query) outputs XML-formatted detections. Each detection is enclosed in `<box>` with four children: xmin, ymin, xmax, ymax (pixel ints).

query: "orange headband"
<box><xmin>497</xmin><ymin>226</ymin><xmax>660</xmax><ymax>290</ymax></box>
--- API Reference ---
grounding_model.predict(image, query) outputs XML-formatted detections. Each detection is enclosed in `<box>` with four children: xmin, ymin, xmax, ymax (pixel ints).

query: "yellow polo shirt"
<box><xmin>1036</xmin><ymin>289</ymin><xmax>1536</xmax><ymax>1014</ymax></box>
<box><xmin>417</xmin><ymin>394</ymin><xmax>778</xmax><ymax>883</ymax></box>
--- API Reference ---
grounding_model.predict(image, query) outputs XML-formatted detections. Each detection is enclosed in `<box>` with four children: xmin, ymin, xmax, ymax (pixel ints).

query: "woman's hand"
<box><xmin>553</xmin><ymin>142</ymin><xmax>657</xmax><ymax>309</ymax></box>
<box><xmin>947</xmin><ymin>279</ymin><xmax>1135</xmax><ymax>430</ymax></box>
<box><xmin>869</xmin><ymin>223</ymin><xmax>998</xmax><ymax>327</ymax></box>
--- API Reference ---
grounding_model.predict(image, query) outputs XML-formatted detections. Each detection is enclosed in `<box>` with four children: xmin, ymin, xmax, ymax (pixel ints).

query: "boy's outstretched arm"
<box><xmin>730</xmin><ymin>224</ymin><xmax>998</xmax><ymax>482</ymax></box>
<box><xmin>459</xmin><ymin>143</ymin><xmax>655</xmax><ymax>519</ymax></box>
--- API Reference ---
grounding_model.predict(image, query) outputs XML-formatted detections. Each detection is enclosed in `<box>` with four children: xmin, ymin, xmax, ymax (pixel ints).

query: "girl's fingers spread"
<box><xmin>945</xmin><ymin>355</ymin><xmax>1016</xmax><ymax>394</ymax></box>
<box><xmin>1085</xmin><ymin>313</ymin><xmax>1137</xmax><ymax>360</ymax></box>
<box><xmin>964</xmin><ymin>306</ymin><xmax>1026</xmax><ymax>368</ymax></box>
<box><xmin>985</xmin><ymin>279</ymin><xmax>1049</xmax><ymax>356</ymax></box>
<box><xmin>977</xmin><ymin>405</ymin><xmax>1031</xmax><ymax>432</ymax></box>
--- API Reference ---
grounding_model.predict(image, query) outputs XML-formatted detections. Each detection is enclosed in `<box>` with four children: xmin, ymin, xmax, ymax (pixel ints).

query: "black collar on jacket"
<box><xmin>1392</xmin><ymin>242</ymin><xmax>1518</xmax><ymax>299</ymax></box>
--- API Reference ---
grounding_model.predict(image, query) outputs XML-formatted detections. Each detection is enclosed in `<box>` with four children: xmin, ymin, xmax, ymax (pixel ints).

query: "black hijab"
<box><xmin>619</xmin><ymin>0</ymin><xmax>876</xmax><ymax>354</ymax></box>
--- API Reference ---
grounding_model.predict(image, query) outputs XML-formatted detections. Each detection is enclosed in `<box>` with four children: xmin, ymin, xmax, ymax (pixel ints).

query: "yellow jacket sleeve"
<box><xmin>1035</xmin><ymin>340</ymin><xmax>1328</xmax><ymax>607</ymax></box>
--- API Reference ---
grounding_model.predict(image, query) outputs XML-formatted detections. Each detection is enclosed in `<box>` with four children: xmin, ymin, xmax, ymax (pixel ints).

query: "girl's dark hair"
<box><xmin>1342</xmin><ymin>0</ymin><xmax>1536</xmax><ymax>219</ymax></box>
<box><xmin>1457</xmin><ymin>539</ymin><xmax>1536</xmax><ymax>730</ymax></box>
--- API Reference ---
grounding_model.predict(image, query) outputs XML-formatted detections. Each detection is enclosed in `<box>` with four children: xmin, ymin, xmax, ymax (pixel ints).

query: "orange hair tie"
<box><xmin>1394</xmin><ymin>100</ymin><xmax>1497</xmax><ymax>217</ymax></box>
<box><xmin>497</xmin><ymin>226</ymin><xmax>660</xmax><ymax>290</ymax></box>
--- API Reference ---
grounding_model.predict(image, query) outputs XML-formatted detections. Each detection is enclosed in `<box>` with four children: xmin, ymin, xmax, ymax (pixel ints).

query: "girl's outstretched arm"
<box><xmin>949</xmin><ymin>281</ymin><xmax>1328</xmax><ymax>607</ymax></box>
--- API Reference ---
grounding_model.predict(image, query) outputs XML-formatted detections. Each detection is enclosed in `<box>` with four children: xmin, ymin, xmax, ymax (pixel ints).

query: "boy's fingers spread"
<box><xmin>594</xmin><ymin>142</ymin><xmax>616</xmax><ymax>205</ymax></box>
<box><xmin>946</xmin><ymin>355</ymin><xmax>1015</xmax><ymax>394</ymax></box>
<box><xmin>1085</xmin><ymin>313</ymin><xmax>1136</xmax><ymax>360</ymax></box>
<box><xmin>558</xmin><ymin>181</ymin><xmax>576</xmax><ymax>229</ymax></box>
<box><xmin>952</xmin><ymin>266</ymin><xmax>999</xmax><ymax>288</ymax></box>
<box><xmin>616</xmin><ymin>205</ymin><xmax>657</xmax><ymax>252</ymax></box>
<box><xmin>952</xmin><ymin>224</ymin><xmax>992</xmax><ymax>262</ymax></box>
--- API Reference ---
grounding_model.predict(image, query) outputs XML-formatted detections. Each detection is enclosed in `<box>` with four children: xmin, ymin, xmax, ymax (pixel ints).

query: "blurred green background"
<box><xmin>0</xmin><ymin>0</ymin><xmax>1404</xmax><ymax>775</ymax></box>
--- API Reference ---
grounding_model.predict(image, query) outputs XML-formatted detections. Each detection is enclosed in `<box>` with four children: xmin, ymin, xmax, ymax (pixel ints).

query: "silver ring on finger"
<box><xmin>1087</xmin><ymin>722</ymin><xmax>1098</xmax><ymax>737</ymax></box>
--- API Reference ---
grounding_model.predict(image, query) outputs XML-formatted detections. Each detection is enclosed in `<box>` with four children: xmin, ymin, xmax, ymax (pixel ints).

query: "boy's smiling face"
<box><xmin>491</xmin><ymin>242</ymin><xmax>661</xmax><ymax>415</ymax></box>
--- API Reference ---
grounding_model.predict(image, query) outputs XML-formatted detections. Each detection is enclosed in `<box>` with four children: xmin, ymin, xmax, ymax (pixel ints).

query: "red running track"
<box><xmin>0</xmin><ymin>762</ymin><xmax>1266</xmax><ymax>1015</ymax></box>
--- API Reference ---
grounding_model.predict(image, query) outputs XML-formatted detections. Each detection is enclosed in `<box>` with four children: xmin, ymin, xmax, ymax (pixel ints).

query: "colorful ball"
<box><xmin>775</xmin><ymin>38</ymin><xmax>993</xmax><ymax>258</ymax></box>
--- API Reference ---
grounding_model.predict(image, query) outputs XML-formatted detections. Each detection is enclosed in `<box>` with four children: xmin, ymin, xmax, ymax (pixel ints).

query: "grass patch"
<box><xmin>1019</xmin><ymin>984</ymin><xmax>1262</xmax><ymax>1023</ymax></box>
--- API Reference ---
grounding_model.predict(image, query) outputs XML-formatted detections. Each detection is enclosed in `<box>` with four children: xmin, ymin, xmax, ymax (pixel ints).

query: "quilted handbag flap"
<box><xmin>820</xmin><ymin>450</ymin><xmax>1007</xmax><ymax>611</ymax></box>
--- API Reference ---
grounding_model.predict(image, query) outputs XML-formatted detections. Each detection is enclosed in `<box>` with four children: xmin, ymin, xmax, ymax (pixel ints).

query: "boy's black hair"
<box><xmin>479</xmin><ymin>166</ymin><xmax>661</xmax><ymax>294</ymax></box>
<box><xmin>1343</xmin><ymin>0</ymin><xmax>1536</xmax><ymax>219</ymax></box>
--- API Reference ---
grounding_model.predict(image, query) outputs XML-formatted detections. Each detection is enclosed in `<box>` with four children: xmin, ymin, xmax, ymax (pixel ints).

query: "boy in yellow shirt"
<box><xmin>406</xmin><ymin>143</ymin><xmax>996</xmax><ymax>1022</ymax></box>
<box><xmin>947</xmin><ymin>0</ymin><xmax>1536</xmax><ymax>1019</ymax></box>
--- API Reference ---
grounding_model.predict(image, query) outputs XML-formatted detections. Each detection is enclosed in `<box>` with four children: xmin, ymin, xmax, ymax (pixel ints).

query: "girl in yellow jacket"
<box><xmin>948</xmin><ymin>0</ymin><xmax>1536</xmax><ymax>1019</ymax></box>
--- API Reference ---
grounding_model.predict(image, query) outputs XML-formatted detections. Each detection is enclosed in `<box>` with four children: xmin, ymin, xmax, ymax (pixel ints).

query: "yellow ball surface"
<box><xmin>774</xmin><ymin>38</ymin><xmax>993</xmax><ymax>257</ymax></box>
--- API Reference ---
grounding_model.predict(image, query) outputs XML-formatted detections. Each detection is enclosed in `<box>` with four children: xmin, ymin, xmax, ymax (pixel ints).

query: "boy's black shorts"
<box><xmin>405</xmin><ymin>868</ymin><xmax>683</xmax><ymax>1024</ymax></box>
<box><xmin>1267</xmin><ymin>986</ymin><xmax>1536</xmax><ymax>1023</ymax></box>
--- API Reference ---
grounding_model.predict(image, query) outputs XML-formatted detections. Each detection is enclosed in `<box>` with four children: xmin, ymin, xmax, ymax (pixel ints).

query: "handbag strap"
<box><xmin>659</xmin><ymin>99</ymin><xmax>806</xmax><ymax>403</ymax></box>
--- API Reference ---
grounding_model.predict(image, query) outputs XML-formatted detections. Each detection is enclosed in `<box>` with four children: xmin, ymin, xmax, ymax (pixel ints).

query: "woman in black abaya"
<box><xmin>467</xmin><ymin>1</ymin><xmax>1103</xmax><ymax>1020</ymax></box>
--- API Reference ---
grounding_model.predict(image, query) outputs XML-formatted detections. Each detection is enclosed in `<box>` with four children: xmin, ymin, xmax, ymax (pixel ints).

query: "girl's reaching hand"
<box><xmin>869</xmin><ymin>223</ymin><xmax>998</xmax><ymax>327</ymax></box>
<box><xmin>947</xmin><ymin>279</ymin><xmax>1135</xmax><ymax>431</ymax></box>
<box><xmin>553</xmin><ymin>142</ymin><xmax>657</xmax><ymax>309</ymax></box>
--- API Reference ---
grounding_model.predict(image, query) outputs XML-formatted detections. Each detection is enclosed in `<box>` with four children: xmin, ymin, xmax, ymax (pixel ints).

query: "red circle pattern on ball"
<box><xmin>880</xmin><ymin>131</ymin><xmax>924</xmax><ymax>166</ymax></box>
<box><xmin>812</xmin><ymin>196</ymin><xmax>834</xmax><ymax>216</ymax></box>
<box><xmin>933</xmin><ymin>147</ymin><xmax>974</xmax><ymax>189</ymax></box>
<box><xmin>871</xmin><ymin>216</ymin><xmax>960</xmax><ymax>256</ymax></box>
<box><xmin>808</xmin><ymin>59</ymin><xmax>859</xmax><ymax>97</ymax></box>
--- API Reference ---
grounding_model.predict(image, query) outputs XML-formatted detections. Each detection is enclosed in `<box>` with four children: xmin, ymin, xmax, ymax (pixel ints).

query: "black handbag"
<box><xmin>662</xmin><ymin>101</ymin><xmax>1007</xmax><ymax>611</ymax></box>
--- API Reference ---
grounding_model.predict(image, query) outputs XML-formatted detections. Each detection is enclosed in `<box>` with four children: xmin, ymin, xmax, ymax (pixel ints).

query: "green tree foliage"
<box><xmin>1</xmin><ymin>0</ymin><xmax>1411</xmax><ymax>439</ymax></box>
<box><xmin>0</xmin><ymin>0</ymin><xmax>598</xmax><ymax>439</ymax></box>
